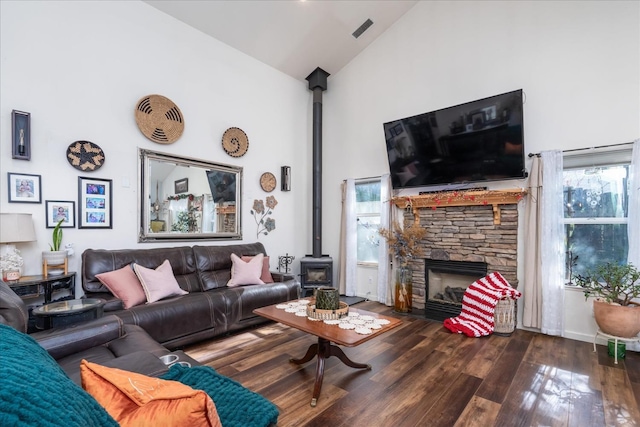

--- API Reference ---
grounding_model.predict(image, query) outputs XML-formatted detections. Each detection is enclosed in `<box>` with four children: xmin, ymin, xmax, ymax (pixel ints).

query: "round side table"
<box><xmin>33</xmin><ymin>298</ymin><xmax>105</xmax><ymax>330</ymax></box>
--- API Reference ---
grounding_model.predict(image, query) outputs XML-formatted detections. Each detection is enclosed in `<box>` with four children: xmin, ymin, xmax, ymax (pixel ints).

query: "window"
<box><xmin>355</xmin><ymin>181</ymin><xmax>381</xmax><ymax>264</ymax></box>
<box><xmin>564</xmin><ymin>164</ymin><xmax>629</xmax><ymax>281</ymax></box>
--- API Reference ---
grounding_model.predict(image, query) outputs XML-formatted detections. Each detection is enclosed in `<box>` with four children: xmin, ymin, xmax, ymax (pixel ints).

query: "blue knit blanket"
<box><xmin>162</xmin><ymin>365</ymin><xmax>279</xmax><ymax>427</ymax></box>
<box><xmin>0</xmin><ymin>324</ymin><xmax>118</xmax><ymax>427</ymax></box>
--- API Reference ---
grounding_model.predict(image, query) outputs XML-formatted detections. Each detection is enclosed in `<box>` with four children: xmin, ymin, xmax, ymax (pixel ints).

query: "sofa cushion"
<box><xmin>81</xmin><ymin>360</ymin><xmax>221</xmax><ymax>427</ymax></box>
<box><xmin>194</xmin><ymin>243</ymin><xmax>267</xmax><ymax>291</ymax></box>
<box><xmin>96</xmin><ymin>264</ymin><xmax>147</xmax><ymax>309</ymax></box>
<box><xmin>134</xmin><ymin>260</ymin><xmax>188</xmax><ymax>303</ymax></box>
<box><xmin>0</xmin><ymin>324</ymin><xmax>118</xmax><ymax>427</ymax></box>
<box><xmin>241</xmin><ymin>255</ymin><xmax>274</xmax><ymax>283</ymax></box>
<box><xmin>227</xmin><ymin>253</ymin><xmax>265</xmax><ymax>287</ymax></box>
<box><xmin>83</xmin><ymin>246</ymin><xmax>199</xmax><ymax>294</ymax></box>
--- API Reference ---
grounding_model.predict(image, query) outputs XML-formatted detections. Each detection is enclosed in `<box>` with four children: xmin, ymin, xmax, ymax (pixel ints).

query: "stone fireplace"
<box><xmin>392</xmin><ymin>189</ymin><xmax>525</xmax><ymax>320</ymax></box>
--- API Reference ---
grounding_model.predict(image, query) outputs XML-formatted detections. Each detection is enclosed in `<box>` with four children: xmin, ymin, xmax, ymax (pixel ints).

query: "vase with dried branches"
<box><xmin>379</xmin><ymin>221</ymin><xmax>427</xmax><ymax>313</ymax></box>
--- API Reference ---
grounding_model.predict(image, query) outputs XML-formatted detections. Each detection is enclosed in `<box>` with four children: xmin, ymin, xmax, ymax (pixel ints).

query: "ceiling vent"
<box><xmin>352</xmin><ymin>19</ymin><xmax>373</xmax><ymax>39</ymax></box>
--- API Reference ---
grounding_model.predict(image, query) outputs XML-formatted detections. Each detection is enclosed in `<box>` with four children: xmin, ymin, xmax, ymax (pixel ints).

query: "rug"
<box><xmin>443</xmin><ymin>272</ymin><xmax>521</xmax><ymax>337</ymax></box>
<box><xmin>161</xmin><ymin>365</ymin><xmax>278</xmax><ymax>427</ymax></box>
<box><xmin>340</xmin><ymin>295</ymin><xmax>366</xmax><ymax>306</ymax></box>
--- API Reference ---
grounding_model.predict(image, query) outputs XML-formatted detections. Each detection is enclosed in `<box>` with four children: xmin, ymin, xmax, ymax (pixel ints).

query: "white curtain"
<box><xmin>627</xmin><ymin>140</ymin><xmax>640</xmax><ymax>351</ymax></box>
<box><xmin>540</xmin><ymin>150</ymin><xmax>565</xmax><ymax>336</ymax></box>
<box><xmin>628</xmin><ymin>139</ymin><xmax>640</xmax><ymax>268</ymax></box>
<box><xmin>338</xmin><ymin>179</ymin><xmax>357</xmax><ymax>296</ymax></box>
<box><xmin>523</xmin><ymin>156</ymin><xmax>542</xmax><ymax>328</ymax></box>
<box><xmin>377</xmin><ymin>174</ymin><xmax>391</xmax><ymax>304</ymax></box>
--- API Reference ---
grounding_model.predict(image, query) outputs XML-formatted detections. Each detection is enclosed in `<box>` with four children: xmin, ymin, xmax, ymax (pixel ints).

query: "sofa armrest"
<box><xmin>31</xmin><ymin>315</ymin><xmax>125</xmax><ymax>360</ymax></box>
<box><xmin>271</xmin><ymin>271</ymin><xmax>296</xmax><ymax>282</ymax></box>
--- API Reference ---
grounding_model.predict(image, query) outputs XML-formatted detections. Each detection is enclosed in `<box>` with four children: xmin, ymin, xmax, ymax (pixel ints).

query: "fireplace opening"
<box><xmin>424</xmin><ymin>259</ymin><xmax>487</xmax><ymax>321</ymax></box>
<box><xmin>300</xmin><ymin>255</ymin><xmax>333</xmax><ymax>297</ymax></box>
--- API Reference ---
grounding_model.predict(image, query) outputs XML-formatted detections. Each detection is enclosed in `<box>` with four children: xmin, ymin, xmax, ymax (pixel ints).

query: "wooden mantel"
<box><xmin>392</xmin><ymin>188</ymin><xmax>527</xmax><ymax>225</ymax></box>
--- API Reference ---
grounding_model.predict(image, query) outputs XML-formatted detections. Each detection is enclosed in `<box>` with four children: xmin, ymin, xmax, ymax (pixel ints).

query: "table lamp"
<box><xmin>0</xmin><ymin>213</ymin><xmax>36</xmax><ymax>281</ymax></box>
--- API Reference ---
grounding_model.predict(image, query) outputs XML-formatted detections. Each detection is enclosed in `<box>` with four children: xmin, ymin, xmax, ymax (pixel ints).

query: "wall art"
<box><xmin>45</xmin><ymin>200</ymin><xmax>76</xmax><ymax>228</ymax></box>
<box><xmin>78</xmin><ymin>177</ymin><xmax>112</xmax><ymax>229</ymax></box>
<box><xmin>7</xmin><ymin>172</ymin><xmax>41</xmax><ymax>203</ymax></box>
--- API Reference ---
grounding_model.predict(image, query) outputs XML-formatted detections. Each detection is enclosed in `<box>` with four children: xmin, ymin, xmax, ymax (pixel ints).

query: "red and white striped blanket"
<box><xmin>443</xmin><ymin>272</ymin><xmax>521</xmax><ymax>337</ymax></box>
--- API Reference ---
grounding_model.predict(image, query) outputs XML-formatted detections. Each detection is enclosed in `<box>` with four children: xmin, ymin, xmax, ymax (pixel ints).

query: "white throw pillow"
<box><xmin>227</xmin><ymin>253</ymin><xmax>265</xmax><ymax>287</ymax></box>
<box><xmin>133</xmin><ymin>259</ymin><xmax>188</xmax><ymax>303</ymax></box>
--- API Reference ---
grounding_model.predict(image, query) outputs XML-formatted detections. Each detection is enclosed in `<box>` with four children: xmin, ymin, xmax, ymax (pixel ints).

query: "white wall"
<box><xmin>0</xmin><ymin>1</ymin><xmax>312</xmax><ymax>296</ymax></box>
<box><xmin>324</xmin><ymin>1</ymin><xmax>639</xmax><ymax>340</ymax></box>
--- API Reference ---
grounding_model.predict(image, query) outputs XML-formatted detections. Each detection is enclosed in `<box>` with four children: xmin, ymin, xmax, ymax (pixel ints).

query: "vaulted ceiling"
<box><xmin>143</xmin><ymin>1</ymin><xmax>418</xmax><ymax>81</ymax></box>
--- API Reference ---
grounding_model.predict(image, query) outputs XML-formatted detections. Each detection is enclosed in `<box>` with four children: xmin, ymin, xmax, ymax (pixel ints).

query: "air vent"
<box><xmin>352</xmin><ymin>18</ymin><xmax>373</xmax><ymax>39</ymax></box>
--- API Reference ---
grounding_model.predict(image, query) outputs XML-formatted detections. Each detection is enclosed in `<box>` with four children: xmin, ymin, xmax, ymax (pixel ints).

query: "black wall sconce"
<box><xmin>281</xmin><ymin>166</ymin><xmax>291</xmax><ymax>191</ymax></box>
<box><xmin>12</xmin><ymin>110</ymin><xmax>31</xmax><ymax>160</ymax></box>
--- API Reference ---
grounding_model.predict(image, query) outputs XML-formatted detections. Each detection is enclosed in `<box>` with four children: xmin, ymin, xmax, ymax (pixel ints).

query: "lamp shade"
<box><xmin>0</xmin><ymin>213</ymin><xmax>36</xmax><ymax>243</ymax></box>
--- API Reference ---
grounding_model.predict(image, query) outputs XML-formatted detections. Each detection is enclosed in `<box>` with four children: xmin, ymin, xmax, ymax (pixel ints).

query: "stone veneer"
<box><xmin>403</xmin><ymin>204</ymin><xmax>519</xmax><ymax>310</ymax></box>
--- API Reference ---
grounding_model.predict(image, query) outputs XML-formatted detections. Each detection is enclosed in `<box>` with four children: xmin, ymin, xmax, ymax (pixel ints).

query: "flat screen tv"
<box><xmin>383</xmin><ymin>89</ymin><xmax>525</xmax><ymax>190</ymax></box>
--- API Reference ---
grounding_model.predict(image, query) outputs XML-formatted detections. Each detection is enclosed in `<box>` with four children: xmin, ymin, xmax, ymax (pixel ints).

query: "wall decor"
<box><xmin>138</xmin><ymin>148</ymin><xmax>243</xmax><ymax>242</ymax></box>
<box><xmin>251</xmin><ymin>196</ymin><xmax>277</xmax><ymax>238</ymax></box>
<box><xmin>221</xmin><ymin>127</ymin><xmax>249</xmax><ymax>157</ymax></box>
<box><xmin>260</xmin><ymin>172</ymin><xmax>276</xmax><ymax>192</ymax></box>
<box><xmin>11</xmin><ymin>110</ymin><xmax>31</xmax><ymax>160</ymax></box>
<box><xmin>281</xmin><ymin>166</ymin><xmax>291</xmax><ymax>191</ymax></box>
<box><xmin>78</xmin><ymin>177</ymin><xmax>112</xmax><ymax>229</ymax></box>
<box><xmin>7</xmin><ymin>172</ymin><xmax>41</xmax><ymax>203</ymax></box>
<box><xmin>174</xmin><ymin>178</ymin><xmax>188</xmax><ymax>194</ymax></box>
<box><xmin>66</xmin><ymin>141</ymin><xmax>105</xmax><ymax>171</ymax></box>
<box><xmin>135</xmin><ymin>94</ymin><xmax>184</xmax><ymax>144</ymax></box>
<box><xmin>45</xmin><ymin>200</ymin><xmax>75</xmax><ymax>228</ymax></box>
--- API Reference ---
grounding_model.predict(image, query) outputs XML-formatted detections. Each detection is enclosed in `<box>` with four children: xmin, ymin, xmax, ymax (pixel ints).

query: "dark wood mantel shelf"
<box><xmin>392</xmin><ymin>188</ymin><xmax>527</xmax><ymax>225</ymax></box>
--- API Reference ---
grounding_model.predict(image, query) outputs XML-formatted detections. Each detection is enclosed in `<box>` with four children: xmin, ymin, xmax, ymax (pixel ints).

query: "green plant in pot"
<box><xmin>574</xmin><ymin>262</ymin><xmax>640</xmax><ymax>338</ymax></box>
<box><xmin>42</xmin><ymin>219</ymin><xmax>67</xmax><ymax>273</ymax></box>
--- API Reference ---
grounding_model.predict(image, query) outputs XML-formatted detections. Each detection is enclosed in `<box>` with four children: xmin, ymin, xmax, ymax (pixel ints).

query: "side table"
<box><xmin>8</xmin><ymin>272</ymin><xmax>76</xmax><ymax>303</ymax></box>
<box><xmin>32</xmin><ymin>298</ymin><xmax>105</xmax><ymax>330</ymax></box>
<box><xmin>593</xmin><ymin>329</ymin><xmax>640</xmax><ymax>364</ymax></box>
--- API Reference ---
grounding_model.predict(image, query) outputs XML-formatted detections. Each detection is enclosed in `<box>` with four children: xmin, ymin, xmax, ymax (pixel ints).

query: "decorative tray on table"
<box><xmin>306</xmin><ymin>300</ymin><xmax>349</xmax><ymax>320</ymax></box>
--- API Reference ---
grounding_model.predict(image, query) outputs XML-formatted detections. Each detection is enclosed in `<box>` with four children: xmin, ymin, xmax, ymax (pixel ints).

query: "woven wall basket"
<box><xmin>135</xmin><ymin>94</ymin><xmax>184</xmax><ymax>144</ymax></box>
<box><xmin>221</xmin><ymin>127</ymin><xmax>249</xmax><ymax>157</ymax></box>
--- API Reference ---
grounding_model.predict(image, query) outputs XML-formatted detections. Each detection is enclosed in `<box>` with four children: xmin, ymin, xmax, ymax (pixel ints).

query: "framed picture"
<box><xmin>78</xmin><ymin>177</ymin><xmax>112</xmax><ymax>229</ymax></box>
<box><xmin>174</xmin><ymin>178</ymin><xmax>188</xmax><ymax>194</ymax></box>
<box><xmin>11</xmin><ymin>110</ymin><xmax>31</xmax><ymax>160</ymax></box>
<box><xmin>45</xmin><ymin>200</ymin><xmax>76</xmax><ymax>228</ymax></box>
<box><xmin>7</xmin><ymin>172</ymin><xmax>41</xmax><ymax>203</ymax></box>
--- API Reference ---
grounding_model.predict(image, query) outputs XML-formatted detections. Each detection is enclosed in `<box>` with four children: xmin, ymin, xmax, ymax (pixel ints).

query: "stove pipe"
<box><xmin>305</xmin><ymin>68</ymin><xmax>330</xmax><ymax>258</ymax></box>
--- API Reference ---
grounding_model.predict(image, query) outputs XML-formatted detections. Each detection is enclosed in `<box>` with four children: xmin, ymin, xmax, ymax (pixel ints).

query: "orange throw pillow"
<box><xmin>80</xmin><ymin>360</ymin><xmax>221</xmax><ymax>427</ymax></box>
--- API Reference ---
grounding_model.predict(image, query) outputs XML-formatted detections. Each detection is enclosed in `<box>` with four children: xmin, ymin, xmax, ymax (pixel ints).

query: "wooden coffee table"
<box><xmin>254</xmin><ymin>301</ymin><xmax>401</xmax><ymax>406</ymax></box>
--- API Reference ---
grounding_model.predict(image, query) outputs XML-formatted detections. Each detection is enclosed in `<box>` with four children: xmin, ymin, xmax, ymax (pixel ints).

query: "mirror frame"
<box><xmin>138</xmin><ymin>148</ymin><xmax>243</xmax><ymax>242</ymax></box>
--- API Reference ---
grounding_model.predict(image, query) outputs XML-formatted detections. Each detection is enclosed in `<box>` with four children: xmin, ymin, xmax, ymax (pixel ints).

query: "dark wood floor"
<box><xmin>184</xmin><ymin>301</ymin><xmax>640</xmax><ymax>427</ymax></box>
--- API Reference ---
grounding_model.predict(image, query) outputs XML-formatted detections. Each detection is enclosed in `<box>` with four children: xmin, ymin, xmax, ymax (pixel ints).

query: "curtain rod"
<box><xmin>528</xmin><ymin>141</ymin><xmax>634</xmax><ymax>158</ymax></box>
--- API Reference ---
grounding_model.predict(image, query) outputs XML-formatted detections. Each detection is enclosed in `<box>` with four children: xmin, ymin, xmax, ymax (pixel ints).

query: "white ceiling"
<box><xmin>143</xmin><ymin>0</ymin><xmax>418</xmax><ymax>81</ymax></box>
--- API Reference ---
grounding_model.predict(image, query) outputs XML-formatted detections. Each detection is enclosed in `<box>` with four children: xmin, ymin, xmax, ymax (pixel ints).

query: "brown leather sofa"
<box><xmin>0</xmin><ymin>279</ymin><xmax>198</xmax><ymax>384</ymax></box>
<box><xmin>82</xmin><ymin>242</ymin><xmax>300</xmax><ymax>349</ymax></box>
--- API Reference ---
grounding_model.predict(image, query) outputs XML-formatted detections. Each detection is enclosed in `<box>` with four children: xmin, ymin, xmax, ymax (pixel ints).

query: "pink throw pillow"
<box><xmin>96</xmin><ymin>265</ymin><xmax>147</xmax><ymax>309</ymax></box>
<box><xmin>241</xmin><ymin>255</ymin><xmax>274</xmax><ymax>283</ymax></box>
<box><xmin>133</xmin><ymin>259</ymin><xmax>188</xmax><ymax>303</ymax></box>
<box><xmin>227</xmin><ymin>253</ymin><xmax>265</xmax><ymax>287</ymax></box>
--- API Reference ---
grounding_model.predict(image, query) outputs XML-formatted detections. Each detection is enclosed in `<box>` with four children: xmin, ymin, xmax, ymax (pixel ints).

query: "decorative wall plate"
<box><xmin>135</xmin><ymin>94</ymin><xmax>184</xmax><ymax>144</ymax></box>
<box><xmin>221</xmin><ymin>127</ymin><xmax>249</xmax><ymax>157</ymax></box>
<box><xmin>66</xmin><ymin>141</ymin><xmax>105</xmax><ymax>171</ymax></box>
<box><xmin>260</xmin><ymin>172</ymin><xmax>276</xmax><ymax>192</ymax></box>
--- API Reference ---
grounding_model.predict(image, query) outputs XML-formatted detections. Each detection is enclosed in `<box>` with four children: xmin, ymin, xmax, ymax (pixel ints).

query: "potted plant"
<box><xmin>42</xmin><ymin>219</ymin><xmax>67</xmax><ymax>273</ymax></box>
<box><xmin>574</xmin><ymin>262</ymin><xmax>640</xmax><ymax>338</ymax></box>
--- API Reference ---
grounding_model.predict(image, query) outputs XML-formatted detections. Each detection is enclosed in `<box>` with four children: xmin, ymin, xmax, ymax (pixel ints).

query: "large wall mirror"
<box><xmin>138</xmin><ymin>148</ymin><xmax>242</xmax><ymax>242</ymax></box>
